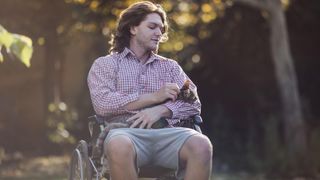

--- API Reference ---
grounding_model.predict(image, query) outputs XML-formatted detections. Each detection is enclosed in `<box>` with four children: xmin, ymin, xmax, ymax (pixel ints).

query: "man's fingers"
<box><xmin>147</xmin><ymin>122</ymin><xmax>153</xmax><ymax>129</ymax></box>
<box><xmin>165</xmin><ymin>83</ymin><xmax>179</xmax><ymax>89</ymax></box>
<box><xmin>173</xmin><ymin>86</ymin><xmax>180</xmax><ymax>94</ymax></box>
<box><xmin>130</xmin><ymin>117</ymin><xmax>142</xmax><ymax>128</ymax></box>
<box><xmin>146</xmin><ymin>119</ymin><xmax>157</xmax><ymax>129</ymax></box>
<box><xmin>139</xmin><ymin>121</ymin><xmax>147</xmax><ymax>129</ymax></box>
<box><xmin>169</xmin><ymin>93</ymin><xmax>176</xmax><ymax>101</ymax></box>
<box><xmin>167</xmin><ymin>90</ymin><xmax>178</xmax><ymax>101</ymax></box>
<box><xmin>127</xmin><ymin>114</ymin><xmax>138</xmax><ymax>122</ymax></box>
<box><xmin>171</xmin><ymin>90</ymin><xmax>178</xmax><ymax>100</ymax></box>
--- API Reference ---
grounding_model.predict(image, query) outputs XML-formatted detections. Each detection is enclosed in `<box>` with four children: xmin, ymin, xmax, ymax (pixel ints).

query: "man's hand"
<box><xmin>153</xmin><ymin>83</ymin><xmax>180</xmax><ymax>103</ymax></box>
<box><xmin>126</xmin><ymin>105</ymin><xmax>172</xmax><ymax>129</ymax></box>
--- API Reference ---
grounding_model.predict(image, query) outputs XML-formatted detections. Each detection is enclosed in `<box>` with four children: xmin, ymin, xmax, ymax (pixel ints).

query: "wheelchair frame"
<box><xmin>69</xmin><ymin>115</ymin><xmax>203</xmax><ymax>180</ymax></box>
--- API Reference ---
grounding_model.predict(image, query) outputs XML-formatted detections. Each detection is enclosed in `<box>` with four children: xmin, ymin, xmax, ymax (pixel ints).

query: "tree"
<box><xmin>233</xmin><ymin>0</ymin><xmax>307</xmax><ymax>167</ymax></box>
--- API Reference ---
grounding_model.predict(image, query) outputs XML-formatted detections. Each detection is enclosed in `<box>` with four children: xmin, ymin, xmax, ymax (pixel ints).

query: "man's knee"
<box><xmin>182</xmin><ymin>135</ymin><xmax>213</xmax><ymax>164</ymax></box>
<box><xmin>105</xmin><ymin>135</ymin><xmax>135</xmax><ymax>162</ymax></box>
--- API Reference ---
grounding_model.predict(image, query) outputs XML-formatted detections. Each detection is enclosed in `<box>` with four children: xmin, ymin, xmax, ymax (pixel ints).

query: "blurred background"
<box><xmin>0</xmin><ymin>0</ymin><xmax>319</xmax><ymax>179</ymax></box>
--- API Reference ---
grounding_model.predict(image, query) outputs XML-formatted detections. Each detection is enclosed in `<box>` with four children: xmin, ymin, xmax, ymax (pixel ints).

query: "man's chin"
<box><xmin>149</xmin><ymin>45</ymin><xmax>159</xmax><ymax>52</ymax></box>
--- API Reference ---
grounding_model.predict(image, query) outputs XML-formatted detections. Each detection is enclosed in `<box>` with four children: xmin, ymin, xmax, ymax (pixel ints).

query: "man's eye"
<box><xmin>149</xmin><ymin>26</ymin><xmax>156</xmax><ymax>29</ymax></box>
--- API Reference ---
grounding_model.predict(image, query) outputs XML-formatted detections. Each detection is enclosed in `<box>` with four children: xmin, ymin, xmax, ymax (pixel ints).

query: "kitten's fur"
<box><xmin>92</xmin><ymin>80</ymin><xmax>198</xmax><ymax>160</ymax></box>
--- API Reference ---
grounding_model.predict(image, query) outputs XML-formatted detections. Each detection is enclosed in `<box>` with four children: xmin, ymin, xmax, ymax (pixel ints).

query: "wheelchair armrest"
<box><xmin>88</xmin><ymin>115</ymin><xmax>105</xmax><ymax>125</ymax></box>
<box><xmin>88</xmin><ymin>115</ymin><xmax>105</xmax><ymax>139</ymax></box>
<box><xmin>191</xmin><ymin>115</ymin><xmax>203</xmax><ymax>133</ymax></box>
<box><xmin>193</xmin><ymin>115</ymin><xmax>203</xmax><ymax>125</ymax></box>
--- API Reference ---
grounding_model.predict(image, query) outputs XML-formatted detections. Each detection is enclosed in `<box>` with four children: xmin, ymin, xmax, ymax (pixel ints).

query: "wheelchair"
<box><xmin>69</xmin><ymin>115</ymin><xmax>203</xmax><ymax>180</ymax></box>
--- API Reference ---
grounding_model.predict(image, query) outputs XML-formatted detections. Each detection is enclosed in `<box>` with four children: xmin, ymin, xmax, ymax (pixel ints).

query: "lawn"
<box><xmin>0</xmin><ymin>155</ymin><xmax>311</xmax><ymax>180</ymax></box>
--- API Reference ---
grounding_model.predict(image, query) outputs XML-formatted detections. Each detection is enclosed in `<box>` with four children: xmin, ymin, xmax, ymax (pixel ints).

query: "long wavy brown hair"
<box><xmin>109</xmin><ymin>1</ymin><xmax>169</xmax><ymax>53</ymax></box>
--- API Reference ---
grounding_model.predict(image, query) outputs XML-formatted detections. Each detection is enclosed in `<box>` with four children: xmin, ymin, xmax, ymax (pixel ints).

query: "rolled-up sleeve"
<box><xmin>87</xmin><ymin>57</ymin><xmax>139</xmax><ymax>116</ymax></box>
<box><xmin>163</xmin><ymin>60</ymin><xmax>201</xmax><ymax>121</ymax></box>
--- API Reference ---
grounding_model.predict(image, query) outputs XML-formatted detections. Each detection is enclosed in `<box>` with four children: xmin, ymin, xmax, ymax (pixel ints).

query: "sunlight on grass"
<box><xmin>0</xmin><ymin>156</ymin><xmax>290</xmax><ymax>180</ymax></box>
<box><xmin>0</xmin><ymin>156</ymin><xmax>69</xmax><ymax>180</ymax></box>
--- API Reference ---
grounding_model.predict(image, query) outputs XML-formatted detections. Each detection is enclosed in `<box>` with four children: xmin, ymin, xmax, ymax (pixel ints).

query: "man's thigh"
<box><xmin>105</xmin><ymin>127</ymin><xmax>200</xmax><ymax>170</ymax></box>
<box><xmin>151</xmin><ymin>127</ymin><xmax>199</xmax><ymax>169</ymax></box>
<box><xmin>105</xmin><ymin>128</ymin><xmax>153</xmax><ymax>168</ymax></box>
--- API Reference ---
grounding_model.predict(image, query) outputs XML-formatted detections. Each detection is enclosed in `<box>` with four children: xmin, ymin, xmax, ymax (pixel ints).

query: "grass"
<box><xmin>0</xmin><ymin>156</ymin><xmax>69</xmax><ymax>180</ymax></box>
<box><xmin>0</xmin><ymin>155</ymin><xmax>314</xmax><ymax>180</ymax></box>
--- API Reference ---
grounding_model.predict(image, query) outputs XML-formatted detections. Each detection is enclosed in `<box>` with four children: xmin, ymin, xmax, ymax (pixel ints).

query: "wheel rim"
<box><xmin>70</xmin><ymin>149</ymin><xmax>84</xmax><ymax>180</ymax></box>
<box><xmin>69</xmin><ymin>140</ymin><xmax>92</xmax><ymax>180</ymax></box>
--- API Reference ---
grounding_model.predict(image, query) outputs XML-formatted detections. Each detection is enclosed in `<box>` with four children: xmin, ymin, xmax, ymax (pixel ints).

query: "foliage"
<box><xmin>64</xmin><ymin>0</ymin><xmax>231</xmax><ymax>69</ymax></box>
<box><xmin>64</xmin><ymin>0</ymin><xmax>289</xmax><ymax>65</ymax></box>
<box><xmin>0</xmin><ymin>25</ymin><xmax>33</xmax><ymax>67</ymax></box>
<box><xmin>46</xmin><ymin>102</ymin><xmax>77</xmax><ymax>145</ymax></box>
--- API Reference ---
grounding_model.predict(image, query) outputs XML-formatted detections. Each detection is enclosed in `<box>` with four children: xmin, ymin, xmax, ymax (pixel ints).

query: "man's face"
<box><xmin>130</xmin><ymin>13</ymin><xmax>164</xmax><ymax>52</ymax></box>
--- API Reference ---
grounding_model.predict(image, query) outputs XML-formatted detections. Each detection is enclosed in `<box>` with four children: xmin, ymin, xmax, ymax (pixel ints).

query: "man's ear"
<box><xmin>130</xmin><ymin>26</ymin><xmax>137</xmax><ymax>35</ymax></box>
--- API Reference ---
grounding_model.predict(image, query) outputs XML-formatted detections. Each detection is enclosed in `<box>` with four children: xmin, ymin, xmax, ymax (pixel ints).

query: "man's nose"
<box><xmin>155</xmin><ymin>27</ymin><xmax>162</xmax><ymax>36</ymax></box>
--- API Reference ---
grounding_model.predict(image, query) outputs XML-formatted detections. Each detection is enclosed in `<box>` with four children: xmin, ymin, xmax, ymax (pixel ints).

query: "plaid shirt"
<box><xmin>87</xmin><ymin>47</ymin><xmax>201</xmax><ymax>125</ymax></box>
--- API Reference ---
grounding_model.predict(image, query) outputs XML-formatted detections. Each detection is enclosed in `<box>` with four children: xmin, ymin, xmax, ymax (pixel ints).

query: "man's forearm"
<box><xmin>152</xmin><ymin>105</ymin><xmax>173</xmax><ymax>119</ymax></box>
<box><xmin>123</xmin><ymin>93</ymin><xmax>160</xmax><ymax>111</ymax></box>
<box><xmin>124</xmin><ymin>83</ymin><xmax>180</xmax><ymax>112</ymax></box>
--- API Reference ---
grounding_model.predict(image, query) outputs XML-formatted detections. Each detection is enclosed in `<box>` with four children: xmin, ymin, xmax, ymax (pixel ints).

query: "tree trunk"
<box><xmin>234</xmin><ymin>0</ymin><xmax>307</xmax><ymax>160</ymax></box>
<box><xmin>268</xmin><ymin>2</ymin><xmax>307</xmax><ymax>158</ymax></box>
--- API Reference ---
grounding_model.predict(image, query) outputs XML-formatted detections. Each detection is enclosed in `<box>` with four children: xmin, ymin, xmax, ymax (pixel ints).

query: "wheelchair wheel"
<box><xmin>69</xmin><ymin>140</ymin><xmax>93</xmax><ymax>180</ymax></box>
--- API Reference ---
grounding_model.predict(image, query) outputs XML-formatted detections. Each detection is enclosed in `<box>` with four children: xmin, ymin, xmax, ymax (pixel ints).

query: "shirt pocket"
<box><xmin>156</xmin><ymin>67</ymin><xmax>172</xmax><ymax>90</ymax></box>
<box><xmin>145</xmin><ymin>62</ymin><xmax>171</xmax><ymax>93</ymax></box>
<box><xmin>159</xmin><ymin>72</ymin><xmax>171</xmax><ymax>84</ymax></box>
<box><xmin>117</xmin><ymin>68</ymin><xmax>138</xmax><ymax>94</ymax></box>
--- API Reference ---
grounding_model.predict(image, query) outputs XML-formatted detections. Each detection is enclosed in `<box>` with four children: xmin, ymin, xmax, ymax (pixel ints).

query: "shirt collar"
<box><xmin>146</xmin><ymin>51</ymin><xmax>160</xmax><ymax>64</ymax></box>
<box><xmin>119</xmin><ymin>47</ymin><xmax>161</xmax><ymax>64</ymax></box>
<box><xmin>118</xmin><ymin>47</ymin><xmax>134</xmax><ymax>60</ymax></box>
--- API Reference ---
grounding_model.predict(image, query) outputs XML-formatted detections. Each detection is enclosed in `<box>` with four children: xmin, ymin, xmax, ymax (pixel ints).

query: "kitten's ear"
<box><xmin>181</xmin><ymin>79</ymin><xmax>191</xmax><ymax>90</ymax></box>
<box><xmin>188</xmin><ymin>89</ymin><xmax>198</xmax><ymax>103</ymax></box>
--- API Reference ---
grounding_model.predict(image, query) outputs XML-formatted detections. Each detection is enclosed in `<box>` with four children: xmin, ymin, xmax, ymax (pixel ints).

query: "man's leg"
<box><xmin>105</xmin><ymin>135</ymin><xmax>137</xmax><ymax>180</ymax></box>
<box><xmin>179</xmin><ymin>134</ymin><xmax>213</xmax><ymax>180</ymax></box>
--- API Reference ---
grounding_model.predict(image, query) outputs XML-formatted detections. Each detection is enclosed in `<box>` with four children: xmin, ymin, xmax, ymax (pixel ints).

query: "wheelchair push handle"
<box><xmin>193</xmin><ymin>115</ymin><xmax>203</xmax><ymax>125</ymax></box>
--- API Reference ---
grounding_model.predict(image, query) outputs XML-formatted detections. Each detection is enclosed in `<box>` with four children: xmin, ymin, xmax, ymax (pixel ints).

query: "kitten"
<box><xmin>177</xmin><ymin>79</ymin><xmax>198</xmax><ymax>103</ymax></box>
<box><xmin>91</xmin><ymin>80</ymin><xmax>198</xmax><ymax>160</ymax></box>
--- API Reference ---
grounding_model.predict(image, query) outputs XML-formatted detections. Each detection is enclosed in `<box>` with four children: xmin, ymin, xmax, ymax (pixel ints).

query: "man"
<box><xmin>88</xmin><ymin>1</ymin><xmax>213</xmax><ymax>180</ymax></box>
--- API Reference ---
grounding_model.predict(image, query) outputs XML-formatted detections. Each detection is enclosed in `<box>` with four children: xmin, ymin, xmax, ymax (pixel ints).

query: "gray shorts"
<box><xmin>104</xmin><ymin>127</ymin><xmax>200</xmax><ymax>175</ymax></box>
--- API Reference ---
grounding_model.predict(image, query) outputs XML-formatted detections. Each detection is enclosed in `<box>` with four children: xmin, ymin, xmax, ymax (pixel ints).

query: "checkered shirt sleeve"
<box><xmin>163</xmin><ymin>60</ymin><xmax>201</xmax><ymax>121</ymax></box>
<box><xmin>87</xmin><ymin>56</ymin><xmax>139</xmax><ymax>116</ymax></box>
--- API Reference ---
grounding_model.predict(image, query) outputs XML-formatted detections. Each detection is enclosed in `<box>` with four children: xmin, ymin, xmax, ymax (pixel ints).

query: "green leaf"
<box><xmin>10</xmin><ymin>34</ymin><xmax>33</xmax><ymax>67</ymax></box>
<box><xmin>0</xmin><ymin>52</ymin><xmax>3</xmax><ymax>62</ymax></box>
<box><xmin>0</xmin><ymin>45</ymin><xmax>3</xmax><ymax>62</ymax></box>
<box><xmin>0</xmin><ymin>25</ymin><xmax>14</xmax><ymax>50</ymax></box>
<box><xmin>0</xmin><ymin>25</ymin><xmax>33</xmax><ymax>67</ymax></box>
